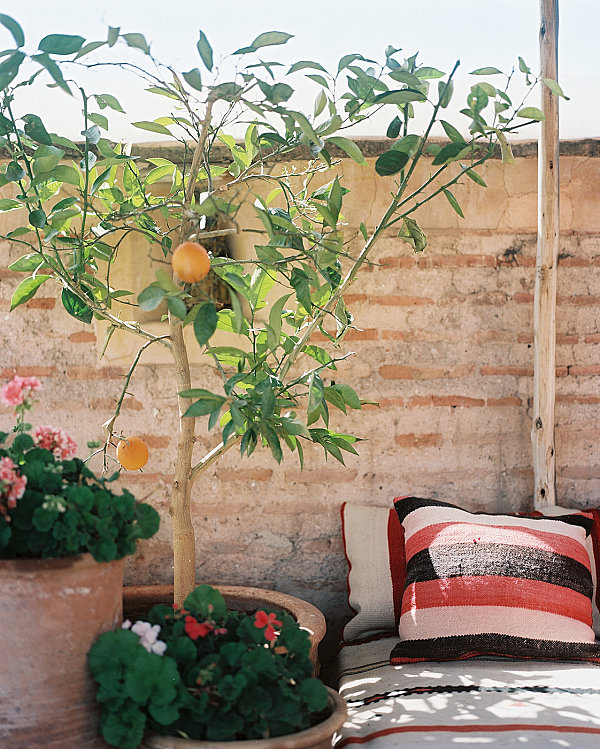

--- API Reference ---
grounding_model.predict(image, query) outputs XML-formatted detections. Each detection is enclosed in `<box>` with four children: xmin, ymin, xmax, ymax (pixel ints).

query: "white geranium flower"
<box><xmin>122</xmin><ymin>619</ymin><xmax>167</xmax><ymax>655</ymax></box>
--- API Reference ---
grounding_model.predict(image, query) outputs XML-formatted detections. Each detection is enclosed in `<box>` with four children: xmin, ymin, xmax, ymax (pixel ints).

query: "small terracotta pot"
<box><xmin>141</xmin><ymin>687</ymin><xmax>347</xmax><ymax>749</ymax></box>
<box><xmin>0</xmin><ymin>554</ymin><xmax>124</xmax><ymax>749</ymax></box>
<box><xmin>123</xmin><ymin>584</ymin><xmax>327</xmax><ymax>675</ymax></box>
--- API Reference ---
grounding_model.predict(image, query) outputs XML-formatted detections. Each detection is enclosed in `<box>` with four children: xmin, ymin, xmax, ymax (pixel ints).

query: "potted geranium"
<box><xmin>0</xmin><ymin>374</ymin><xmax>160</xmax><ymax>749</ymax></box>
<box><xmin>89</xmin><ymin>585</ymin><xmax>346</xmax><ymax>749</ymax></box>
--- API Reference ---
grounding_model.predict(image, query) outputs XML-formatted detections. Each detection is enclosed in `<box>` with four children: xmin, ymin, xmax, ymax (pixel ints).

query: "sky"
<box><xmin>3</xmin><ymin>0</ymin><xmax>598</xmax><ymax>142</ymax></box>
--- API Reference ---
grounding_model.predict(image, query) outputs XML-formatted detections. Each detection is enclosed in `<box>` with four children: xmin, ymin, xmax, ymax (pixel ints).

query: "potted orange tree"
<box><xmin>0</xmin><ymin>13</ymin><xmax>561</xmax><ymax>747</ymax></box>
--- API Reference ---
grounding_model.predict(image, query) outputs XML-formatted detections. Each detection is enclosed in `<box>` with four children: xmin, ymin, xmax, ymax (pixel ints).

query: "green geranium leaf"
<box><xmin>184</xmin><ymin>584</ymin><xmax>227</xmax><ymax>619</ymax></box>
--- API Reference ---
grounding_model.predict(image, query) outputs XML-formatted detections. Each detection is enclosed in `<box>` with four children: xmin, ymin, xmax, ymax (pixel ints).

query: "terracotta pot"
<box><xmin>0</xmin><ymin>554</ymin><xmax>124</xmax><ymax>749</ymax></box>
<box><xmin>141</xmin><ymin>687</ymin><xmax>347</xmax><ymax>749</ymax></box>
<box><xmin>123</xmin><ymin>584</ymin><xmax>327</xmax><ymax>675</ymax></box>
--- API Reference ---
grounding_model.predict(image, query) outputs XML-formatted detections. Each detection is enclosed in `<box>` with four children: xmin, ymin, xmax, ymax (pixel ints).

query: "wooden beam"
<box><xmin>532</xmin><ymin>0</ymin><xmax>560</xmax><ymax>508</ymax></box>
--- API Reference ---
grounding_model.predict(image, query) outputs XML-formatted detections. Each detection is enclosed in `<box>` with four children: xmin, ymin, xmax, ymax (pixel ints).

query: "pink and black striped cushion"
<box><xmin>391</xmin><ymin>497</ymin><xmax>600</xmax><ymax>664</ymax></box>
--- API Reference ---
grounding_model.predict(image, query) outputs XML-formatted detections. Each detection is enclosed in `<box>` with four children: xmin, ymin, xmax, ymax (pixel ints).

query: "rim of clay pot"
<box><xmin>0</xmin><ymin>552</ymin><xmax>119</xmax><ymax>573</ymax></box>
<box><xmin>142</xmin><ymin>686</ymin><xmax>347</xmax><ymax>749</ymax></box>
<box><xmin>123</xmin><ymin>584</ymin><xmax>327</xmax><ymax>674</ymax></box>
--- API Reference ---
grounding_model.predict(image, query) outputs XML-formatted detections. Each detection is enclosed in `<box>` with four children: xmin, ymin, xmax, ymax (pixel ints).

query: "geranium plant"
<box><xmin>88</xmin><ymin>584</ymin><xmax>327</xmax><ymax>749</ymax></box>
<box><xmin>0</xmin><ymin>15</ymin><xmax>564</xmax><ymax>601</ymax></box>
<box><xmin>0</xmin><ymin>375</ymin><xmax>159</xmax><ymax>559</ymax></box>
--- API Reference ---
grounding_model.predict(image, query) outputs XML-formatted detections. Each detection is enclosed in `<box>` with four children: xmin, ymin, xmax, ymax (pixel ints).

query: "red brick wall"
<box><xmin>1</xmin><ymin>141</ymin><xmax>599</xmax><ymax>641</ymax></box>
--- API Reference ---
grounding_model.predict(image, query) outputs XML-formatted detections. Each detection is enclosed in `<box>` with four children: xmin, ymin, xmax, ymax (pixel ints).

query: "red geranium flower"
<box><xmin>184</xmin><ymin>615</ymin><xmax>214</xmax><ymax>640</ymax></box>
<box><xmin>254</xmin><ymin>610</ymin><xmax>282</xmax><ymax>643</ymax></box>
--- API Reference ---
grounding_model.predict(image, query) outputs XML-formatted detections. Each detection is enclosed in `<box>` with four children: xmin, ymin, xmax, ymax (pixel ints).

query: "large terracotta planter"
<box><xmin>0</xmin><ymin>554</ymin><xmax>124</xmax><ymax>749</ymax></box>
<box><xmin>123</xmin><ymin>584</ymin><xmax>327</xmax><ymax>674</ymax></box>
<box><xmin>141</xmin><ymin>687</ymin><xmax>347</xmax><ymax>749</ymax></box>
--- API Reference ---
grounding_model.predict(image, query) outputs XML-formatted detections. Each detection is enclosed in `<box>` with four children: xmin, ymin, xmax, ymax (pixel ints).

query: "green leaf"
<box><xmin>39</xmin><ymin>34</ymin><xmax>85</xmax><ymax>55</ymax></box>
<box><xmin>307</xmin><ymin>373</ymin><xmax>324</xmax><ymax>415</ymax></box>
<box><xmin>543</xmin><ymin>77</ymin><xmax>569</xmax><ymax>100</ymax></box>
<box><xmin>32</xmin><ymin>144</ymin><xmax>64</xmax><ymax>175</ymax></box>
<box><xmin>518</xmin><ymin>56</ymin><xmax>531</xmax><ymax>74</ymax></box>
<box><xmin>386</xmin><ymin>116</ymin><xmax>402</xmax><ymax>139</ymax></box>
<box><xmin>391</xmin><ymin>134</ymin><xmax>420</xmax><ymax>155</ymax></box>
<box><xmin>0</xmin><ymin>198</ymin><xmax>21</xmax><ymax>211</ymax></box>
<box><xmin>82</xmin><ymin>125</ymin><xmax>101</xmax><ymax>144</ymax></box>
<box><xmin>47</xmin><ymin>165</ymin><xmax>82</xmax><ymax>187</ymax></box>
<box><xmin>62</xmin><ymin>288</ymin><xmax>92</xmax><ymax>323</ymax></box>
<box><xmin>374</xmin><ymin>149</ymin><xmax>409</xmax><ymax>176</ymax></box>
<box><xmin>470</xmin><ymin>67</ymin><xmax>503</xmax><ymax>75</ymax></box>
<box><xmin>184</xmin><ymin>584</ymin><xmax>227</xmax><ymax>618</ymax></box>
<box><xmin>87</xmin><ymin>113</ymin><xmax>108</xmax><ymax>130</ymax></box>
<box><xmin>398</xmin><ymin>217</ymin><xmax>427</xmax><ymax>253</ymax></box>
<box><xmin>132</xmin><ymin>120</ymin><xmax>172</xmax><ymax>136</ymax></box>
<box><xmin>95</xmin><ymin>93</ymin><xmax>126</xmax><ymax>113</ymax></box>
<box><xmin>5</xmin><ymin>160</ymin><xmax>25</xmax><ymax>182</ymax></box>
<box><xmin>443</xmin><ymin>189</ymin><xmax>464</xmax><ymax>218</ymax></box>
<box><xmin>107</xmin><ymin>26</ymin><xmax>120</xmax><ymax>47</ymax></box>
<box><xmin>0</xmin><ymin>50</ymin><xmax>25</xmax><ymax>89</ymax></box>
<box><xmin>438</xmin><ymin>79</ymin><xmax>454</xmax><ymax>108</ymax></box>
<box><xmin>10</xmin><ymin>275</ymin><xmax>51</xmax><ymax>311</ymax></box>
<box><xmin>193</xmin><ymin>303</ymin><xmax>217</xmax><ymax>346</ymax></box>
<box><xmin>0</xmin><ymin>112</ymin><xmax>12</xmax><ymax>136</ymax></box>
<box><xmin>122</xmin><ymin>33</ymin><xmax>150</xmax><ymax>54</ymax></box>
<box><xmin>183</xmin><ymin>394</ymin><xmax>227</xmax><ymax>418</ymax></box>
<box><xmin>440</xmin><ymin>120</ymin><xmax>464</xmax><ymax>143</ymax></box>
<box><xmin>325</xmin><ymin>136</ymin><xmax>366</xmax><ymax>165</ymax></box>
<box><xmin>197</xmin><ymin>31</ymin><xmax>213</xmax><ymax>70</ymax></box>
<box><xmin>138</xmin><ymin>285</ymin><xmax>166</xmax><ymax>311</ymax></box>
<box><xmin>182</xmin><ymin>68</ymin><xmax>202</xmax><ymax>91</ymax></box>
<box><xmin>359</xmin><ymin>222</ymin><xmax>368</xmax><ymax>241</ymax></box>
<box><xmin>8</xmin><ymin>253</ymin><xmax>46</xmax><ymax>272</ymax></box>
<box><xmin>28</xmin><ymin>209</ymin><xmax>46</xmax><ymax>228</ymax></box>
<box><xmin>388</xmin><ymin>69</ymin><xmax>422</xmax><ymax>87</ymax></box>
<box><xmin>167</xmin><ymin>296</ymin><xmax>187</xmax><ymax>320</ymax></box>
<box><xmin>22</xmin><ymin>114</ymin><xmax>53</xmax><ymax>145</ymax></box>
<box><xmin>74</xmin><ymin>40</ymin><xmax>106</xmax><ymax>60</ymax></box>
<box><xmin>31</xmin><ymin>52</ymin><xmax>71</xmax><ymax>94</ymax></box>
<box><xmin>464</xmin><ymin>168</ymin><xmax>487</xmax><ymax>187</ymax></box>
<box><xmin>374</xmin><ymin>89</ymin><xmax>427</xmax><ymax>105</ymax></box>
<box><xmin>290</xmin><ymin>268</ymin><xmax>311</xmax><ymax>312</ymax></box>
<box><xmin>338</xmin><ymin>53</ymin><xmax>365</xmax><ymax>73</ymax></box>
<box><xmin>335</xmin><ymin>384</ymin><xmax>362</xmax><ymax>409</ymax></box>
<box><xmin>287</xmin><ymin>60</ymin><xmax>327</xmax><ymax>75</ymax></box>
<box><xmin>290</xmin><ymin>110</ymin><xmax>321</xmax><ymax>145</ymax></box>
<box><xmin>235</xmin><ymin>31</ymin><xmax>293</xmax><ymax>55</ymax></box>
<box><xmin>517</xmin><ymin>106</ymin><xmax>545</xmax><ymax>121</ymax></box>
<box><xmin>431</xmin><ymin>141</ymin><xmax>469</xmax><ymax>166</ymax></box>
<box><xmin>415</xmin><ymin>66</ymin><xmax>445</xmax><ymax>79</ymax></box>
<box><xmin>0</xmin><ymin>14</ymin><xmax>24</xmax><ymax>47</ymax></box>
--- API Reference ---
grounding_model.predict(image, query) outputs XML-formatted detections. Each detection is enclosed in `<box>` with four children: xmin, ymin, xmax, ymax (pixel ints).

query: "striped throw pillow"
<box><xmin>341</xmin><ymin>502</ymin><xmax>405</xmax><ymax>642</ymax></box>
<box><xmin>391</xmin><ymin>496</ymin><xmax>600</xmax><ymax>664</ymax></box>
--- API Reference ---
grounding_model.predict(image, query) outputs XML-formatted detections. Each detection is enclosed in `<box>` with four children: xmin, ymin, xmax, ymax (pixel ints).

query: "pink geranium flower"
<box><xmin>34</xmin><ymin>426</ymin><xmax>77</xmax><ymax>460</ymax></box>
<box><xmin>1</xmin><ymin>376</ymin><xmax>42</xmax><ymax>409</ymax></box>
<box><xmin>254</xmin><ymin>610</ymin><xmax>282</xmax><ymax>643</ymax></box>
<box><xmin>0</xmin><ymin>456</ymin><xmax>27</xmax><ymax>513</ymax></box>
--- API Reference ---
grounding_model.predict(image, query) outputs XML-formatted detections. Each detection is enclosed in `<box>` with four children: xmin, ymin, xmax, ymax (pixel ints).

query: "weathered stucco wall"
<box><xmin>1</xmin><ymin>139</ymin><xmax>599</xmax><ymax>649</ymax></box>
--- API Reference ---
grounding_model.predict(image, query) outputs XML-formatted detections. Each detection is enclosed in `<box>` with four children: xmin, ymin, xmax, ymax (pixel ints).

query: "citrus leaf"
<box><xmin>10</xmin><ymin>275</ymin><xmax>51</xmax><ymax>311</ymax></box>
<box><xmin>0</xmin><ymin>14</ymin><xmax>24</xmax><ymax>47</ymax></box>
<box><xmin>325</xmin><ymin>136</ymin><xmax>366</xmax><ymax>165</ymax></box>
<box><xmin>517</xmin><ymin>106</ymin><xmax>545</xmax><ymax>121</ymax></box>
<box><xmin>196</xmin><ymin>31</ymin><xmax>213</xmax><ymax>71</ymax></box>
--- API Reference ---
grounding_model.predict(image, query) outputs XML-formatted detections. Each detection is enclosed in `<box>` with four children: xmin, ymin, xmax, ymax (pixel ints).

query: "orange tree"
<box><xmin>0</xmin><ymin>15</ymin><xmax>564</xmax><ymax>602</ymax></box>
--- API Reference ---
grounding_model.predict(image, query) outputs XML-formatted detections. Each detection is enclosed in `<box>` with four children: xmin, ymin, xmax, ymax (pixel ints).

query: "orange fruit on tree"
<box><xmin>171</xmin><ymin>241</ymin><xmax>211</xmax><ymax>283</ymax></box>
<box><xmin>116</xmin><ymin>436</ymin><xmax>149</xmax><ymax>471</ymax></box>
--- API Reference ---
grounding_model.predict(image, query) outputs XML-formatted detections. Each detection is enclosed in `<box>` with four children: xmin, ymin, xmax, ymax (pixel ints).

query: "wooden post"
<box><xmin>532</xmin><ymin>0</ymin><xmax>560</xmax><ymax>508</ymax></box>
